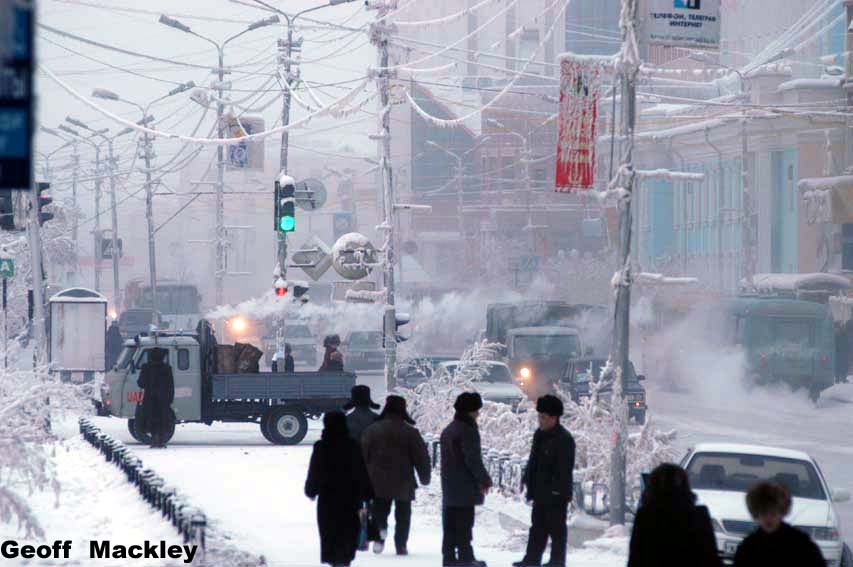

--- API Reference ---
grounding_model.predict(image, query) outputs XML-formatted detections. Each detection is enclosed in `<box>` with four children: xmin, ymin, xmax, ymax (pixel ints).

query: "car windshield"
<box><xmin>286</xmin><ymin>325</ymin><xmax>312</xmax><ymax>338</ymax></box>
<box><xmin>349</xmin><ymin>332</ymin><xmax>382</xmax><ymax>349</ymax></box>
<box><xmin>120</xmin><ymin>311</ymin><xmax>154</xmax><ymax>327</ymax></box>
<box><xmin>116</xmin><ymin>346</ymin><xmax>136</xmax><ymax>369</ymax></box>
<box><xmin>445</xmin><ymin>363</ymin><xmax>512</xmax><ymax>383</ymax></box>
<box><xmin>687</xmin><ymin>452</ymin><xmax>827</xmax><ymax>500</ymax></box>
<box><xmin>513</xmin><ymin>335</ymin><xmax>580</xmax><ymax>358</ymax></box>
<box><xmin>572</xmin><ymin>360</ymin><xmax>606</xmax><ymax>383</ymax></box>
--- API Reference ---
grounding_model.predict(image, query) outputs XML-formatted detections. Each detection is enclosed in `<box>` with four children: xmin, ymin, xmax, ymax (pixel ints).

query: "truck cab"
<box><xmin>507</xmin><ymin>326</ymin><xmax>584</xmax><ymax>398</ymax></box>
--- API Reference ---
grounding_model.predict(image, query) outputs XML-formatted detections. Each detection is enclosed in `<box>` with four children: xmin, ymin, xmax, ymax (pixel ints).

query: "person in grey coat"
<box><xmin>361</xmin><ymin>395</ymin><xmax>431</xmax><ymax>556</ymax></box>
<box><xmin>440</xmin><ymin>392</ymin><xmax>492</xmax><ymax>567</ymax></box>
<box><xmin>344</xmin><ymin>385</ymin><xmax>380</xmax><ymax>442</ymax></box>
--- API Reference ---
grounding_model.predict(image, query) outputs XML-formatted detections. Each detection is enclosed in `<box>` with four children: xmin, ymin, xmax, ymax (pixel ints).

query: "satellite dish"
<box><xmin>331</xmin><ymin>232</ymin><xmax>378</xmax><ymax>280</ymax></box>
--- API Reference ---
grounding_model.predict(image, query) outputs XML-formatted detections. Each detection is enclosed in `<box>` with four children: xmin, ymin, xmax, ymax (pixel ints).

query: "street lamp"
<box><xmin>158</xmin><ymin>13</ymin><xmax>280</xmax><ymax>307</ymax></box>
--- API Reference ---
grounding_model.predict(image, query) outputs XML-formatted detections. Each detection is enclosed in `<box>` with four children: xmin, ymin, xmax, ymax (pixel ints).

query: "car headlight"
<box><xmin>796</xmin><ymin>526</ymin><xmax>840</xmax><ymax>541</ymax></box>
<box><xmin>520</xmin><ymin>367</ymin><xmax>531</xmax><ymax>379</ymax></box>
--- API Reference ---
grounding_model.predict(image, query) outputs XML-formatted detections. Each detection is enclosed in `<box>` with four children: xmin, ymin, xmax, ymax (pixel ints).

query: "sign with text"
<box><xmin>643</xmin><ymin>0</ymin><xmax>721</xmax><ymax>50</ymax></box>
<box><xmin>555</xmin><ymin>58</ymin><xmax>600</xmax><ymax>192</ymax></box>
<box><xmin>0</xmin><ymin>257</ymin><xmax>13</xmax><ymax>278</ymax></box>
<box><xmin>224</xmin><ymin>114</ymin><xmax>265</xmax><ymax>170</ymax></box>
<box><xmin>0</xmin><ymin>1</ymin><xmax>33</xmax><ymax>190</ymax></box>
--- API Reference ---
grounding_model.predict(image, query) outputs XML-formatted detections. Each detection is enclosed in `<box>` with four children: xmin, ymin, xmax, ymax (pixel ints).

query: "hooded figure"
<box><xmin>344</xmin><ymin>385</ymin><xmax>380</xmax><ymax>442</ymax></box>
<box><xmin>320</xmin><ymin>334</ymin><xmax>344</xmax><ymax>372</ymax></box>
<box><xmin>627</xmin><ymin>463</ymin><xmax>722</xmax><ymax>567</ymax></box>
<box><xmin>136</xmin><ymin>347</ymin><xmax>175</xmax><ymax>448</ymax></box>
<box><xmin>105</xmin><ymin>320</ymin><xmax>124</xmax><ymax>370</ymax></box>
<box><xmin>305</xmin><ymin>411</ymin><xmax>373</xmax><ymax>567</ymax></box>
<box><xmin>439</xmin><ymin>392</ymin><xmax>492</xmax><ymax>567</ymax></box>
<box><xmin>361</xmin><ymin>395</ymin><xmax>431</xmax><ymax>556</ymax></box>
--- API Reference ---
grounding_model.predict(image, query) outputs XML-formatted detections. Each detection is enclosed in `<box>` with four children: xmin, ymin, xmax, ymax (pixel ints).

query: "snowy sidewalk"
<box><xmin>1</xmin><ymin>436</ymin><xmax>185</xmax><ymax>567</ymax></box>
<box><xmin>85</xmin><ymin>417</ymin><xmax>628</xmax><ymax>567</ymax></box>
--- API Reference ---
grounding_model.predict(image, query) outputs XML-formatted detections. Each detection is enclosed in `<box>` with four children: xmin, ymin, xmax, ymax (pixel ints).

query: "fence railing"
<box><xmin>79</xmin><ymin>418</ymin><xmax>208</xmax><ymax>553</ymax></box>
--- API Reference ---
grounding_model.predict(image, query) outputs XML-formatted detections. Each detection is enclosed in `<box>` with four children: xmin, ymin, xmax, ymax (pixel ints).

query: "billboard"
<box><xmin>555</xmin><ymin>58</ymin><xmax>600</xmax><ymax>192</ymax></box>
<box><xmin>0</xmin><ymin>1</ymin><xmax>33</xmax><ymax>190</ymax></box>
<box><xmin>223</xmin><ymin>114</ymin><xmax>265</xmax><ymax>170</ymax></box>
<box><xmin>643</xmin><ymin>0</ymin><xmax>721</xmax><ymax>50</ymax></box>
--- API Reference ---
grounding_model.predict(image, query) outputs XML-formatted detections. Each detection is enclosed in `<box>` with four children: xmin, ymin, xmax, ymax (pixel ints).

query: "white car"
<box><xmin>681</xmin><ymin>443</ymin><xmax>850</xmax><ymax>566</ymax></box>
<box><xmin>434</xmin><ymin>360</ymin><xmax>525</xmax><ymax>408</ymax></box>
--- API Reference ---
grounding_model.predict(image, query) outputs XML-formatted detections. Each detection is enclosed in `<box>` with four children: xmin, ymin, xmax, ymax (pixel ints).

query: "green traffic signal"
<box><xmin>279</xmin><ymin>215</ymin><xmax>295</xmax><ymax>232</ymax></box>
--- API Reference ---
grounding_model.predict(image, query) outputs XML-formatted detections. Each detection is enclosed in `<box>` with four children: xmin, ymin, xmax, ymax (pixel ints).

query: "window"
<box><xmin>513</xmin><ymin>335</ymin><xmax>580</xmax><ymax>358</ymax></box>
<box><xmin>137</xmin><ymin>349</ymin><xmax>169</xmax><ymax>367</ymax></box>
<box><xmin>177</xmin><ymin>348</ymin><xmax>190</xmax><ymax>371</ymax></box>
<box><xmin>686</xmin><ymin>452</ymin><xmax>826</xmax><ymax>500</ymax></box>
<box><xmin>774</xmin><ymin>319</ymin><xmax>814</xmax><ymax>347</ymax></box>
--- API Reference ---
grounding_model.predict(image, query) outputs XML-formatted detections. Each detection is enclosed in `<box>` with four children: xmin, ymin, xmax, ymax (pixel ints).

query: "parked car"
<box><xmin>118</xmin><ymin>308</ymin><xmax>164</xmax><ymax>339</ymax></box>
<box><xmin>560</xmin><ymin>357</ymin><xmax>647</xmax><ymax>424</ymax></box>
<box><xmin>681</xmin><ymin>442</ymin><xmax>850</xmax><ymax>566</ymax></box>
<box><xmin>396</xmin><ymin>355</ymin><xmax>458</xmax><ymax>388</ymax></box>
<box><xmin>342</xmin><ymin>330</ymin><xmax>385</xmax><ymax>370</ymax></box>
<box><xmin>433</xmin><ymin>360</ymin><xmax>525</xmax><ymax>408</ymax></box>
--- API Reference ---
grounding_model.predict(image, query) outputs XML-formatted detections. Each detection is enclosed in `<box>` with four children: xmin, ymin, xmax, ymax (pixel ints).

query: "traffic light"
<box><xmin>0</xmin><ymin>194</ymin><xmax>14</xmax><ymax>231</ymax></box>
<box><xmin>37</xmin><ymin>182</ymin><xmax>53</xmax><ymax>225</ymax></box>
<box><xmin>275</xmin><ymin>180</ymin><xmax>295</xmax><ymax>233</ymax></box>
<box><xmin>274</xmin><ymin>277</ymin><xmax>287</xmax><ymax>297</ymax></box>
<box><xmin>383</xmin><ymin>312</ymin><xmax>411</xmax><ymax>347</ymax></box>
<box><xmin>292</xmin><ymin>282</ymin><xmax>309</xmax><ymax>303</ymax></box>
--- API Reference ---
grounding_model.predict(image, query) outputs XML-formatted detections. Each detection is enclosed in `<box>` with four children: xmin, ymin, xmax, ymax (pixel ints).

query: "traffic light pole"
<box><xmin>609</xmin><ymin>0</ymin><xmax>639</xmax><ymax>527</ymax></box>
<box><xmin>107</xmin><ymin>140</ymin><xmax>121</xmax><ymax>308</ymax></box>
<box><xmin>369</xmin><ymin>3</ymin><xmax>398</xmax><ymax>391</ymax></box>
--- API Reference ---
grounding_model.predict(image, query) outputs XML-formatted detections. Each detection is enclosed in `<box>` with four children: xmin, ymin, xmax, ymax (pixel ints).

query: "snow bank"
<box><xmin>821</xmin><ymin>383</ymin><xmax>853</xmax><ymax>404</ymax></box>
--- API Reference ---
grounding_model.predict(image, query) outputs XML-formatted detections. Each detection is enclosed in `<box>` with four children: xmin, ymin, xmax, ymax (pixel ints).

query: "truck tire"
<box><xmin>265</xmin><ymin>407</ymin><xmax>308</xmax><ymax>445</ymax></box>
<box><xmin>127</xmin><ymin>415</ymin><xmax>176</xmax><ymax>445</ymax></box>
<box><xmin>259</xmin><ymin>417</ymin><xmax>275</xmax><ymax>443</ymax></box>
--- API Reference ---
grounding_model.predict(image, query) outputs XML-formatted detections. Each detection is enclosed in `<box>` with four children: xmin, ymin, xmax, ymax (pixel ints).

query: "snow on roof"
<box><xmin>557</xmin><ymin>51</ymin><xmax>617</xmax><ymax>67</ymax></box>
<box><xmin>48</xmin><ymin>287</ymin><xmax>108</xmax><ymax>303</ymax></box>
<box><xmin>745</xmin><ymin>272</ymin><xmax>851</xmax><ymax>292</ymax></box>
<box><xmin>692</xmin><ymin>442</ymin><xmax>812</xmax><ymax>462</ymax></box>
<box><xmin>798</xmin><ymin>175</ymin><xmax>853</xmax><ymax>193</ymax></box>
<box><xmin>778</xmin><ymin>77</ymin><xmax>843</xmax><ymax>92</ymax></box>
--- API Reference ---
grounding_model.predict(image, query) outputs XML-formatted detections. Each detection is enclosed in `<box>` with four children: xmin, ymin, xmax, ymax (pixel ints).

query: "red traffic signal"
<box><xmin>275</xmin><ymin>286</ymin><xmax>287</xmax><ymax>297</ymax></box>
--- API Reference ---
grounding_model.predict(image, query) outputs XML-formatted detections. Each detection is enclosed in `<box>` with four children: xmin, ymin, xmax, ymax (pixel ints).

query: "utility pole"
<box><xmin>107</xmin><ymin>139</ymin><xmax>121</xmax><ymax>308</ymax></box>
<box><xmin>368</xmin><ymin>0</ymin><xmax>398</xmax><ymax>391</ymax></box>
<box><xmin>609</xmin><ymin>0</ymin><xmax>640</xmax><ymax>527</ymax></box>
<box><xmin>93</xmin><ymin>145</ymin><xmax>103</xmax><ymax>291</ymax></box>
<box><xmin>70</xmin><ymin>141</ymin><xmax>79</xmax><ymax>257</ymax></box>
<box><xmin>28</xmin><ymin>184</ymin><xmax>45</xmax><ymax>364</ymax></box>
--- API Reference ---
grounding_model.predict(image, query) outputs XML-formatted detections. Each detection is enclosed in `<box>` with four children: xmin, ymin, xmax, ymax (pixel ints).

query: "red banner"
<box><xmin>555</xmin><ymin>59</ymin><xmax>600</xmax><ymax>192</ymax></box>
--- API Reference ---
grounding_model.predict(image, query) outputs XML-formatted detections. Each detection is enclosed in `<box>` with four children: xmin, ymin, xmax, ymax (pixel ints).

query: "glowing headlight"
<box><xmin>520</xmin><ymin>367</ymin><xmax>531</xmax><ymax>379</ymax></box>
<box><xmin>230</xmin><ymin>316</ymin><xmax>248</xmax><ymax>334</ymax></box>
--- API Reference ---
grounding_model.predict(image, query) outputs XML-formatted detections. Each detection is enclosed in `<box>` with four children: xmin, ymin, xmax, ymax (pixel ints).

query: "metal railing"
<box><xmin>79</xmin><ymin>418</ymin><xmax>207</xmax><ymax>553</ymax></box>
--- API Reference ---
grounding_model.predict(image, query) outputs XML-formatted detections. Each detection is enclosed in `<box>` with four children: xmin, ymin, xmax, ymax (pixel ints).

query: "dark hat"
<box><xmin>536</xmin><ymin>394</ymin><xmax>564</xmax><ymax>417</ymax></box>
<box><xmin>149</xmin><ymin>347</ymin><xmax>167</xmax><ymax>363</ymax></box>
<box><xmin>323</xmin><ymin>334</ymin><xmax>341</xmax><ymax>348</ymax></box>
<box><xmin>378</xmin><ymin>394</ymin><xmax>415</xmax><ymax>425</ymax></box>
<box><xmin>343</xmin><ymin>385</ymin><xmax>380</xmax><ymax>411</ymax></box>
<box><xmin>322</xmin><ymin>410</ymin><xmax>349</xmax><ymax>440</ymax></box>
<box><xmin>454</xmin><ymin>391</ymin><xmax>484</xmax><ymax>413</ymax></box>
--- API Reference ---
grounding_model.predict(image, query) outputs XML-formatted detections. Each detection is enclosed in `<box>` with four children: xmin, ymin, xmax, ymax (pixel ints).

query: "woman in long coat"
<box><xmin>628</xmin><ymin>463</ymin><xmax>723</xmax><ymax>567</ymax></box>
<box><xmin>136</xmin><ymin>347</ymin><xmax>175</xmax><ymax>448</ymax></box>
<box><xmin>305</xmin><ymin>411</ymin><xmax>373</xmax><ymax>566</ymax></box>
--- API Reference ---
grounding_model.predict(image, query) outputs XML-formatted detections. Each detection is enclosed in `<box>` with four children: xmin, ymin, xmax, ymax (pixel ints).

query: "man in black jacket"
<box><xmin>344</xmin><ymin>385</ymin><xmax>380</xmax><ymax>442</ymax></box>
<box><xmin>440</xmin><ymin>392</ymin><xmax>492</xmax><ymax>567</ymax></box>
<box><xmin>514</xmin><ymin>395</ymin><xmax>576</xmax><ymax>567</ymax></box>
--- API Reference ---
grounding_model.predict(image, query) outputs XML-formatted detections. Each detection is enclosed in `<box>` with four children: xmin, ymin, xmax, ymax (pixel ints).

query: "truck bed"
<box><xmin>211</xmin><ymin>371</ymin><xmax>356</xmax><ymax>401</ymax></box>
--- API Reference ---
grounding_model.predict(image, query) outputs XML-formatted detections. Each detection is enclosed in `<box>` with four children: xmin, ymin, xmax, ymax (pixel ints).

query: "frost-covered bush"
<box><xmin>0</xmin><ymin>351</ymin><xmax>91</xmax><ymax>537</ymax></box>
<box><xmin>402</xmin><ymin>341</ymin><xmax>676</xmax><ymax>493</ymax></box>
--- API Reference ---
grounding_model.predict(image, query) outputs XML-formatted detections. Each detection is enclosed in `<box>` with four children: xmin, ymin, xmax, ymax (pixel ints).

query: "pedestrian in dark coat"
<box><xmin>513</xmin><ymin>395</ymin><xmax>576</xmax><ymax>567</ymax></box>
<box><xmin>136</xmin><ymin>347</ymin><xmax>174</xmax><ymax>448</ymax></box>
<box><xmin>105</xmin><ymin>320</ymin><xmax>124</xmax><ymax>369</ymax></box>
<box><xmin>440</xmin><ymin>392</ymin><xmax>493</xmax><ymax>567</ymax></box>
<box><xmin>734</xmin><ymin>482</ymin><xmax>825</xmax><ymax>567</ymax></box>
<box><xmin>320</xmin><ymin>334</ymin><xmax>344</xmax><ymax>371</ymax></box>
<box><xmin>361</xmin><ymin>395</ymin><xmax>431</xmax><ymax>556</ymax></box>
<box><xmin>305</xmin><ymin>411</ymin><xmax>373</xmax><ymax>567</ymax></box>
<box><xmin>627</xmin><ymin>463</ymin><xmax>723</xmax><ymax>567</ymax></box>
<box><xmin>344</xmin><ymin>385</ymin><xmax>380</xmax><ymax>442</ymax></box>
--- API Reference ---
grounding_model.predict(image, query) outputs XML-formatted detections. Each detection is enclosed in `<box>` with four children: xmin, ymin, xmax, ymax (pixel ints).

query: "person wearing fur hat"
<box><xmin>361</xmin><ymin>395</ymin><xmax>431</xmax><ymax>556</ymax></box>
<box><xmin>439</xmin><ymin>392</ymin><xmax>493</xmax><ymax>567</ymax></box>
<box><xmin>513</xmin><ymin>395</ymin><xmax>576</xmax><ymax>567</ymax></box>
<box><xmin>344</xmin><ymin>385</ymin><xmax>380</xmax><ymax>442</ymax></box>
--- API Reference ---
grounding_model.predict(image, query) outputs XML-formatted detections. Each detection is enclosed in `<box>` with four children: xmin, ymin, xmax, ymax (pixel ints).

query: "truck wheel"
<box><xmin>260</xmin><ymin>417</ymin><xmax>275</xmax><ymax>443</ymax></box>
<box><xmin>265</xmin><ymin>407</ymin><xmax>308</xmax><ymax>445</ymax></box>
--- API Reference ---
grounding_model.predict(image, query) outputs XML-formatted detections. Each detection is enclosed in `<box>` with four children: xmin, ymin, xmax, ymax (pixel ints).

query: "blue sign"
<box><xmin>0</xmin><ymin>1</ymin><xmax>33</xmax><ymax>190</ymax></box>
<box><xmin>674</xmin><ymin>0</ymin><xmax>701</xmax><ymax>8</ymax></box>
